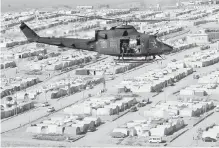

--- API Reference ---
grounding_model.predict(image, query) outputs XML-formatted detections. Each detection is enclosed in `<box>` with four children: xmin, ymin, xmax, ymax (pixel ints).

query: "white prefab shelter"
<box><xmin>144</xmin><ymin>110</ymin><xmax>170</xmax><ymax>119</ymax></box>
<box><xmin>96</xmin><ymin>108</ymin><xmax>113</xmax><ymax>116</ymax></box>
<box><xmin>150</xmin><ymin>125</ymin><xmax>174</xmax><ymax>136</ymax></box>
<box><xmin>127</xmin><ymin>122</ymin><xmax>141</xmax><ymax>128</ymax></box>
<box><xmin>104</xmin><ymin>105</ymin><xmax>119</xmax><ymax>115</ymax></box>
<box><xmin>71</xmin><ymin>123</ymin><xmax>89</xmax><ymax>133</ymax></box>
<box><xmin>26</xmin><ymin>126</ymin><xmax>42</xmax><ymax>133</ymax></box>
<box><xmin>170</xmin><ymin>119</ymin><xmax>185</xmax><ymax>130</ymax></box>
<box><xmin>43</xmin><ymin>120</ymin><xmax>56</xmax><ymax>125</ymax></box>
<box><xmin>180</xmin><ymin>89</ymin><xmax>195</xmax><ymax>96</ymax></box>
<box><xmin>129</xmin><ymin>127</ymin><xmax>137</xmax><ymax>136</ymax></box>
<box><xmin>83</xmin><ymin>117</ymin><xmax>101</xmax><ymax>126</ymax></box>
<box><xmin>64</xmin><ymin>126</ymin><xmax>81</xmax><ymax>136</ymax></box>
<box><xmin>112</xmin><ymin>128</ymin><xmax>129</xmax><ymax>136</ymax></box>
<box><xmin>50</xmin><ymin>115</ymin><xmax>67</xmax><ymax>122</ymax></box>
<box><xmin>47</xmin><ymin>125</ymin><xmax>58</xmax><ymax>134</ymax></box>
<box><xmin>179</xmin><ymin>108</ymin><xmax>194</xmax><ymax>117</ymax></box>
<box><xmin>202</xmin><ymin>126</ymin><xmax>219</xmax><ymax>140</ymax></box>
<box><xmin>64</xmin><ymin>105</ymin><xmax>92</xmax><ymax>115</ymax></box>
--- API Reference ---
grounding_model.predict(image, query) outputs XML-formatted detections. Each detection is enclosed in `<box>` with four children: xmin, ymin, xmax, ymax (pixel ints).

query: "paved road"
<box><xmin>169</xmin><ymin>112</ymin><xmax>219</xmax><ymax>147</ymax></box>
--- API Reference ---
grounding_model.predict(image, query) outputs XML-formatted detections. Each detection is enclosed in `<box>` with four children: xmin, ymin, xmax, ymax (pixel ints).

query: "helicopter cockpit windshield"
<box><xmin>110</xmin><ymin>25</ymin><xmax>137</xmax><ymax>32</ymax></box>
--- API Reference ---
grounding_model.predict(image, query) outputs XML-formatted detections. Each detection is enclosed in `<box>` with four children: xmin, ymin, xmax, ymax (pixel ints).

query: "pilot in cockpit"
<box><xmin>136</xmin><ymin>35</ymin><xmax>141</xmax><ymax>53</ymax></box>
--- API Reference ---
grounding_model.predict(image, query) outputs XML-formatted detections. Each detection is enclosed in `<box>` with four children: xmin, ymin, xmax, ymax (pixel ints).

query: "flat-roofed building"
<box><xmin>76</xmin><ymin>6</ymin><xmax>93</xmax><ymax>9</ymax></box>
<box><xmin>187</xmin><ymin>29</ymin><xmax>209</xmax><ymax>45</ymax></box>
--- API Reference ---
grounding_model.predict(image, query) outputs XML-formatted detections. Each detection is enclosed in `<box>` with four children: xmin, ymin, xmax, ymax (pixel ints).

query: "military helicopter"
<box><xmin>20</xmin><ymin>15</ymin><xmax>179</xmax><ymax>61</ymax></box>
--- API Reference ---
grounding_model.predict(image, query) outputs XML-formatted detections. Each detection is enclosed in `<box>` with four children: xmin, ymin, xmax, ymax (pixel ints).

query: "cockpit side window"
<box><xmin>123</xmin><ymin>31</ymin><xmax>128</xmax><ymax>36</ymax></box>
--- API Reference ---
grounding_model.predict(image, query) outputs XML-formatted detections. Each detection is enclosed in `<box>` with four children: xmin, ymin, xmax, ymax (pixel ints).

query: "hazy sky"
<box><xmin>1</xmin><ymin>0</ymin><xmax>178</xmax><ymax>12</ymax></box>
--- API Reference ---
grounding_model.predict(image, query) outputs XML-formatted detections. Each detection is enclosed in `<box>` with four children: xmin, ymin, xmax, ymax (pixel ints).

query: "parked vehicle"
<box><xmin>137</xmin><ymin>102</ymin><xmax>146</xmax><ymax>107</ymax></box>
<box><xmin>42</xmin><ymin>102</ymin><xmax>50</xmax><ymax>107</ymax></box>
<box><xmin>170</xmin><ymin>115</ymin><xmax>182</xmax><ymax>119</ymax></box>
<box><xmin>203</xmin><ymin>137</ymin><xmax>217</xmax><ymax>142</ymax></box>
<box><xmin>130</xmin><ymin>106</ymin><xmax>138</xmax><ymax>112</ymax></box>
<box><xmin>87</xmin><ymin>126</ymin><xmax>96</xmax><ymax>132</ymax></box>
<box><xmin>215</xmin><ymin>105</ymin><xmax>219</xmax><ymax>112</ymax></box>
<box><xmin>193</xmin><ymin>74</ymin><xmax>200</xmax><ymax>79</ymax></box>
<box><xmin>47</xmin><ymin>107</ymin><xmax>55</xmax><ymax>112</ymax></box>
<box><xmin>111</xmin><ymin>132</ymin><xmax>127</xmax><ymax>138</ymax></box>
<box><xmin>148</xmin><ymin>136</ymin><xmax>162</xmax><ymax>143</ymax></box>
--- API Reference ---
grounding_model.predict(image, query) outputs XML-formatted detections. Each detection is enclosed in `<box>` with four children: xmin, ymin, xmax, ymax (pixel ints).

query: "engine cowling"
<box><xmin>95</xmin><ymin>30</ymin><xmax>107</xmax><ymax>40</ymax></box>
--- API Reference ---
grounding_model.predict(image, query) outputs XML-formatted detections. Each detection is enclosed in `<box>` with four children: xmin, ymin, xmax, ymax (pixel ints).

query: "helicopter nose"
<box><xmin>162</xmin><ymin>43</ymin><xmax>174</xmax><ymax>54</ymax></box>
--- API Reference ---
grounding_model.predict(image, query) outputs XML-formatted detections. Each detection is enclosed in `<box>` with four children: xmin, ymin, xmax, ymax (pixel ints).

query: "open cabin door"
<box><xmin>96</xmin><ymin>39</ymin><xmax>118</xmax><ymax>55</ymax></box>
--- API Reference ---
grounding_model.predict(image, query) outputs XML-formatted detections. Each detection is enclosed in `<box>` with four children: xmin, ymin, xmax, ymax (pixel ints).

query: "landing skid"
<box><xmin>114</xmin><ymin>58</ymin><xmax>155</xmax><ymax>63</ymax></box>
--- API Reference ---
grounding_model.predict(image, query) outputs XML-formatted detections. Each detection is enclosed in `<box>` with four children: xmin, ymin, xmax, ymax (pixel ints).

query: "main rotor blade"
<box><xmin>66</xmin><ymin>14</ymin><xmax>121</xmax><ymax>21</ymax></box>
<box><xmin>66</xmin><ymin>14</ymin><xmax>188</xmax><ymax>24</ymax></box>
<box><xmin>158</xmin><ymin>55</ymin><xmax>165</xmax><ymax>60</ymax></box>
<box><xmin>131</xmin><ymin>18</ymin><xmax>187</xmax><ymax>22</ymax></box>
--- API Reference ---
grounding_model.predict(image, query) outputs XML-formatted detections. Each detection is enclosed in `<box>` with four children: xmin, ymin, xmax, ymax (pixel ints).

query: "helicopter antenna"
<box><xmin>158</xmin><ymin>54</ymin><xmax>165</xmax><ymax>60</ymax></box>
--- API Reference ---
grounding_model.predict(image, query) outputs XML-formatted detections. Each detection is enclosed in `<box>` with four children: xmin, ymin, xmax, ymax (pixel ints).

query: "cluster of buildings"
<box><xmin>0</xmin><ymin>75</ymin><xmax>104</xmax><ymax>119</ymax></box>
<box><xmin>168</xmin><ymin>49</ymin><xmax>219</xmax><ymax>68</ymax></box>
<box><xmin>25</xmin><ymin>95</ymin><xmax>138</xmax><ymax>136</ymax></box>
<box><xmin>171</xmin><ymin>40</ymin><xmax>197</xmax><ymax>52</ymax></box>
<box><xmin>118</xmin><ymin>49</ymin><xmax>219</xmax><ymax>94</ymax></box>
<box><xmin>26</xmin><ymin>115</ymin><xmax>102</xmax><ymax>136</ymax></box>
<box><xmin>111</xmin><ymin>70</ymin><xmax>218</xmax><ymax>140</ymax></box>
<box><xmin>63</xmin><ymin>96</ymin><xmax>137</xmax><ymax>116</ymax></box>
<box><xmin>0</xmin><ymin>60</ymin><xmax>16</xmax><ymax>69</ymax></box>
<box><xmin>76</xmin><ymin>58</ymin><xmax>143</xmax><ymax>76</ymax></box>
<box><xmin>0</xmin><ymin>77</ymin><xmax>40</xmax><ymax>99</ymax></box>
<box><xmin>144</xmin><ymin>101</ymin><xmax>214</xmax><ymax>118</ymax></box>
<box><xmin>187</xmin><ymin>29</ymin><xmax>219</xmax><ymax>45</ymax></box>
<box><xmin>143</xmin><ymin>24</ymin><xmax>184</xmax><ymax>37</ymax></box>
<box><xmin>118</xmin><ymin>66</ymin><xmax>193</xmax><ymax>93</ymax></box>
<box><xmin>180</xmin><ymin>70</ymin><xmax>219</xmax><ymax>96</ymax></box>
<box><xmin>202</xmin><ymin>125</ymin><xmax>219</xmax><ymax>141</ymax></box>
<box><xmin>169</xmin><ymin>9</ymin><xmax>195</xmax><ymax>17</ymax></box>
<box><xmin>12</xmin><ymin>48</ymin><xmax>46</xmax><ymax>59</ymax></box>
<box><xmin>25</xmin><ymin>51</ymin><xmax>98</xmax><ymax>71</ymax></box>
<box><xmin>1</xmin><ymin>100</ymin><xmax>34</xmax><ymax>119</ymax></box>
<box><xmin>42</xmin><ymin>76</ymin><xmax>103</xmax><ymax>99</ymax></box>
<box><xmin>112</xmin><ymin>118</ymin><xmax>185</xmax><ymax>138</ymax></box>
<box><xmin>112</xmin><ymin>99</ymin><xmax>215</xmax><ymax>139</ymax></box>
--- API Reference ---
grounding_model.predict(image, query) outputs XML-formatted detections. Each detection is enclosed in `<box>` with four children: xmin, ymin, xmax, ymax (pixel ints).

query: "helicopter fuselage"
<box><xmin>19</xmin><ymin>22</ymin><xmax>173</xmax><ymax>58</ymax></box>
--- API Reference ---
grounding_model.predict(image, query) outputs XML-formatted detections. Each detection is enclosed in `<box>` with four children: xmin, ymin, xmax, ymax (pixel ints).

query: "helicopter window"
<box><xmin>110</xmin><ymin>27</ymin><xmax>116</xmax><ymax>30</ymax></box>
<box><xmin>123</xmin><ymin>31</ymin><xmax>128</xmax><ymax>36</ymax></box>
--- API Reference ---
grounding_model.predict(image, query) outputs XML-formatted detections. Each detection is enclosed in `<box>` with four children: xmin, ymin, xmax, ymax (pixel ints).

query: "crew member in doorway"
<box><xmin>136</xmin><ymin>35</ymin><xmax>141</xmax><ymax>53</ymax></box>
<box><xmin>121</xmin><ymin>42</ymin><xmax>127</xmax><ymax>53</ymax></box>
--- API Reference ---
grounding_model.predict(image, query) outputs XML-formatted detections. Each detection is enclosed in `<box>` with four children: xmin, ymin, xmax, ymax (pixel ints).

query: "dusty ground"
<box><xmin>2</xmin><ymin>18</ymin><xmax>219</xmax><ymax>146</ymax></box>
<box><xmin>2</xmin><ymin>44</ymin><xmax>219</xmax><ymax>147</ymax></box>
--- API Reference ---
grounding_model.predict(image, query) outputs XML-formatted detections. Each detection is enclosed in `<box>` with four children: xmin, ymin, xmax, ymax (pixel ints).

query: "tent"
<box><xmin>83</xmin><ymin>117</ymin><xmax>101</xmax><ymax>127</ymax></box>
<box><xmin>112</xmin><ymin>128</ymin><xmax>129</xmax><ymax>136</ymax></box>
<box><xmin>64</xmin><ymin>126</ymin><xmax>81</xmax><ymax>136</ymax></box>
<box><xmin>26</xmin><ymin>126</ymin><xmax>42</xmax><ymax>133</ymax></box>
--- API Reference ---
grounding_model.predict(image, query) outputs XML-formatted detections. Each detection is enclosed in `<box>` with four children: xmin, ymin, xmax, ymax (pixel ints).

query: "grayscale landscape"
<box><xmin>1</xmin><ymin>0</ymin><xmax>219</xmax><ymax>147</ymax></box>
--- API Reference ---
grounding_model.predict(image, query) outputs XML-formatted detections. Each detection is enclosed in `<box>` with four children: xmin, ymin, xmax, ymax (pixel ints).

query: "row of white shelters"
<box><xmin>119</xmin><ymin>66</ymin><xmax>193</xmax><ymax>93</ymax></box>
